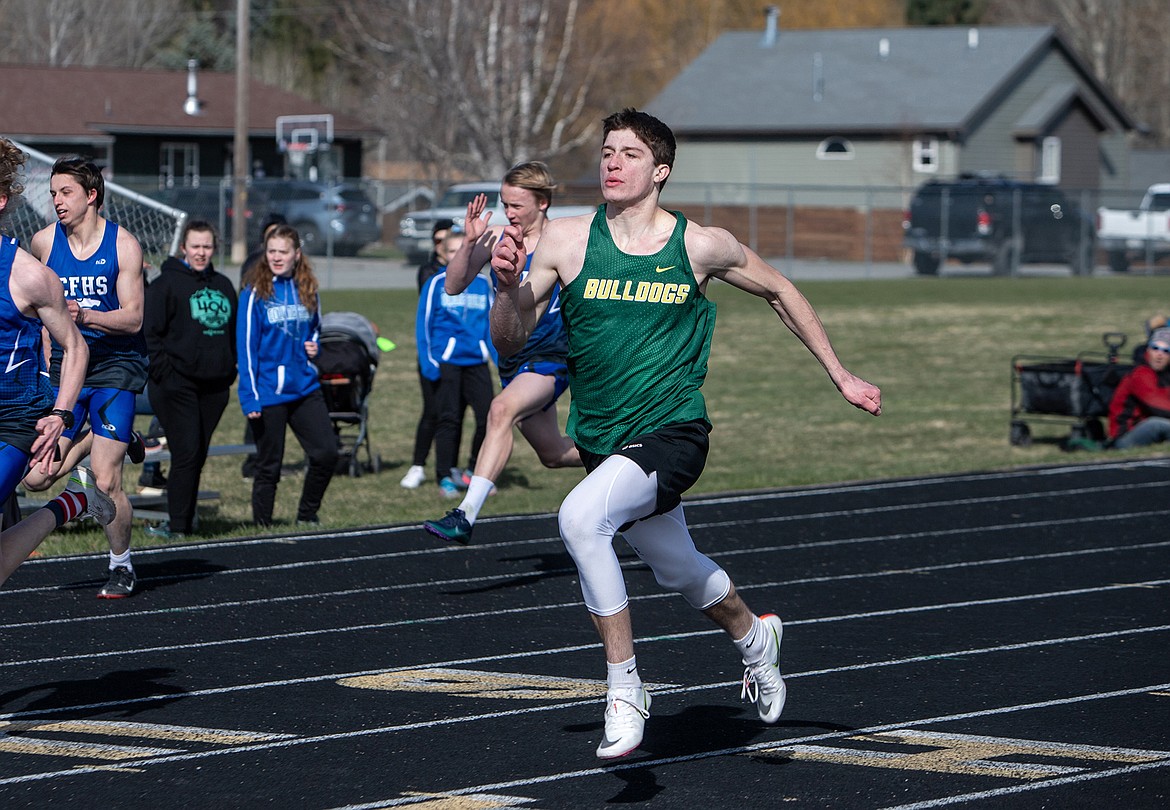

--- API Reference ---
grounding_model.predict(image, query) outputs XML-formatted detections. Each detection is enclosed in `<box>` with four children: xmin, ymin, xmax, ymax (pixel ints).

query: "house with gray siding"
<box><xmin>644</xmin><ymin>23</ymin><xmax>1136</xmax><ymax>260</ymax></box>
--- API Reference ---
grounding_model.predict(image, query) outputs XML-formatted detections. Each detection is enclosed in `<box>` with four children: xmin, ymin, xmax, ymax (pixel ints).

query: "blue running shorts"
<box><xmin>500</xmin><ymin>360</ymin><xmax>569</xmax><ymax>412</ymax></box>
<box><xmin>62</xmin><ymin>387</ymin><xmax>137</xmax><ymax>443</ymax></box>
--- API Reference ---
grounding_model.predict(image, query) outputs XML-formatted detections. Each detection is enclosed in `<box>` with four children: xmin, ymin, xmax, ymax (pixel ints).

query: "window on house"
<box><xmin>1039</xmin><ymin>136</ymin><xmax>1061</xmax><ymax>184</ymax></box>
<box><xmin>816</xmin><ymin>137</ymin><xmax>854</xmax><ymax>160</ymax></box>
<box><xmin>912</xmin><ymin>137</ymin><xmax>939</xmax><ymax>173</ymax></box>
<box><xmin>160</xmin><ymin>142</ymin><xmax>199</xmax><ymax>188</ymax></box>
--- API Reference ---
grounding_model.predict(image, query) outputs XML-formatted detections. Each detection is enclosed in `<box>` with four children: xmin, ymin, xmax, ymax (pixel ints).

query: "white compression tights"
<box><xmin>558</xmin><ymin>454</ymin><xmax>731</xmax><ymax>616</ymax></box>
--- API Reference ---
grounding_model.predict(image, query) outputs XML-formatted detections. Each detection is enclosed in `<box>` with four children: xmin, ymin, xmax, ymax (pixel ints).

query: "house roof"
<box><xmin>645</xmin><ymin>25</ymin><xmax>1134</xmax><ymax>138</ymax></box>
<box><xmin>1011</xmin><ymin>81</ymin><xmax>1109</xmax><ymax>138</ymax></box>
<box><xmin>0</xmin><ymin>63</ymin><xmax>380</xmax><ymax>141</ymax></box>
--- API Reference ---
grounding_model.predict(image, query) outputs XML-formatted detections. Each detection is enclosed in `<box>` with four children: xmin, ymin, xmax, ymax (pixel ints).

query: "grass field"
<box><xmin>26</xmin><ymin>273</ymin><xmax>1169</xmax><ymax>559</ymax></box>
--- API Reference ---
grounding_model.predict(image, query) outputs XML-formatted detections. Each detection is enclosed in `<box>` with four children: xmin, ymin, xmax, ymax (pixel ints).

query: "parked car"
<box><xmin>397</xmin><ymin>182</ymin><xmax>504</xmax><ymax>262</ymax></box>
<box><xmin>252</xmin><ymin>179</ymin><xmax>382</xmax><ymax>256</ymax></box>
<box><xmin>153</xmin><ymin>183</ymin><xmax>269</xmax><ymax>248</ymax></box>
<box><xmin>1096</xmin><ymin>183</ymin><xmax>1170</xmax><ymax>273</ymax></box>
<box><xmin>903</xmin><ymin>176</ymin><xmax>1095</xmax><ymax>276</ymax></box>
<box><xmin>396</xmin><ymin>181</ymin><xmax>595</xmax><ymax>263</ymax></box>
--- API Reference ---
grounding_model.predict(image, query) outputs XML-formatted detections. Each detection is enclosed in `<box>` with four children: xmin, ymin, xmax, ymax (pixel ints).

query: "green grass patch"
<box><xmin>29</xmin><ymin>275</ymin><xmax>1166</xmax><ymax>559</ymax></box>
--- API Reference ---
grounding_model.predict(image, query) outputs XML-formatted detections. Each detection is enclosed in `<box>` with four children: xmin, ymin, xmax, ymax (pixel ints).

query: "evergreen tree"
<box><xmin>906</xmin><ymin>0</ymin><xmax>986</xmax><ymax>26</ymax></box>
<box><xmin>154</xmin><ymin>10</ymin><xmax>234</xmax><ymax>71</ymax></box>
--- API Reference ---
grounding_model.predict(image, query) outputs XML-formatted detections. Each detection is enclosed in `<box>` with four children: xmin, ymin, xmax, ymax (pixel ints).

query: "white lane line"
<box><xmin>3</xmin><ymin>678</ymin><xmax>1168</xmax><ymax>794</ymax></box>
<box><xmin>4</xmin><ymin>530</ymin><xmax>1169</xmax><ymax>636</ymax></box>
<box><xmin>685</xmin><ymin>479</ymin><xmax>1168</xmax><ymax>531</ymax></box>
<box><xmin>11</xmin><ymin>463</ymin><xmax>1167</xmax><ymax>573</ymax></box>
<box><xmin>3</xmin><ymin>561</ymin><xmax>1167</xmax><ymax>670</ymax></box>
<box><xmin>880</xmin><ymin>758</ymin><xmax>1170</xmax><ymax>809</ymax></box>
<box><xmin>685</xmin><ymin>460</ymin><xmax>1170</xmax><ymax>509</ymax></box>
<box><xmin>2</xmin><ymin>616</ymin><xmax>1166</xmax><ymax>723</ymax></box>
<box><xmin>4</xmin><ymin>622</ymin><xmax>1168</xmax><ymax>722</ymax></box>
<box><xmin>3</xmin><ymin>575</ymin><xmax>1167</xmax><ymax>670</ymax></box>
<box><xmin>5</xmin><ymin>497</ymin><xmax>1169</xmax><ymax>609</ymax></box>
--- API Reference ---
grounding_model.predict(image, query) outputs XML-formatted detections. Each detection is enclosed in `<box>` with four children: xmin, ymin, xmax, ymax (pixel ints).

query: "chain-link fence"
<box><xmin>88</xmin><ymin>173</ymin><xmax>386</xmax><ymax>265</ymax></box>
<box><xmin>375</xmin><ymin>177</ymin><xmax>1162</xmax><ymax>276</ymax></box>
<box><xmin>18</xmin><ymin>155</ymin><xmax>1157</xmax><ymax>279</ymax></box>
<box><xmin>5</xmin><ymin>141</ymin><xmax>186</xmax><ymax>274</ymax></box>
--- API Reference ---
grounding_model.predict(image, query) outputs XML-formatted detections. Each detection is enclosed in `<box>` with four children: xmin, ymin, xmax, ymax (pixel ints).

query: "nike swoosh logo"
<box><xmin>6</xmin><ymin>341</ymin><xmax>30</xmax><ymax>373</ymax></box>
<box><xmin>654</xmin><ymin>265</ymin><xmax>675</xmax><ymax>273</ymax></box>
<box><xmin>626</xmin><ymin>667</ymin><xmax>636</xmax><ymax>674</ymax></box>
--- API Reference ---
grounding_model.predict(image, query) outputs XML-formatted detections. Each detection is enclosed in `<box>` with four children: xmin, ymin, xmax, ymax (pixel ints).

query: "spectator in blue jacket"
<box><xmin>417</xmin><ymin>232</ymin><xmax>496</xmax><ymax>497</ymax></box>
<box><xmin>237</xmin><ymin>223</ymin><xmax>337</xmax><ymax>526</ymax></box>
<box><xmin>401</xmin><ymin>219</ymin><xmax>457</xmax><ymax>490</ymax></box>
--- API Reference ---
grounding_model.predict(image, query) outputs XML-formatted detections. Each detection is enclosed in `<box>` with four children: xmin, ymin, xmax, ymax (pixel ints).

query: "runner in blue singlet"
<box><xmin>423</xmin><ymin>161</ymin><xmax>582</xmax><ymax>545</ymax></box>
<box><xmin>22</xmin><ymin>156</ymin><xmax>146</xmax><ymax>598</ymax></box>
<box><xmin>0</xmin><ymin>139</ymin><xmax>114</xmax><ymax>587</ymax></box>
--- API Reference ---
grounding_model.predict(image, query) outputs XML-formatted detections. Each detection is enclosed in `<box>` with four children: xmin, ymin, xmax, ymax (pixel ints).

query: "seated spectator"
<box><xmin>1109</xmin><ymin>328</ymin><xmax>1170</xmax><ymax>449</ymax></box>
<box><xmin>135</xmin><ymin>397</ymin><xmax>168</xmax><ymax>493</ymax></box>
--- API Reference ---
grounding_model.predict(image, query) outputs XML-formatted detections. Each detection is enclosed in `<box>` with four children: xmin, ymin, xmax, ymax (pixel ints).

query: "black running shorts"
<box><xmin>578</xmin><ymin>419</ymin><xmax>711</xmax><ymax>519</ymax></box>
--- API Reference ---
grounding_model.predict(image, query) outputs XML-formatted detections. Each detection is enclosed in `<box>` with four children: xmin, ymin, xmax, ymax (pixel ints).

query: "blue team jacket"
<box><xmin>416</xmin><ymin>270</ymin><xmax>496</xmax><ymax>381</ymax></box>
<box><xmin>237</xmin><ymin>276</ymin><xmax>321</xmax><ymax>413</ymax></box>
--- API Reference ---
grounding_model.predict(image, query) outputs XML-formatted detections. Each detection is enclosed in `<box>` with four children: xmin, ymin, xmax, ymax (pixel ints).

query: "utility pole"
<box><xmin>231</xmin><ymin>0</ymin><xmax>250</xmax><ymax>265</ymax></box>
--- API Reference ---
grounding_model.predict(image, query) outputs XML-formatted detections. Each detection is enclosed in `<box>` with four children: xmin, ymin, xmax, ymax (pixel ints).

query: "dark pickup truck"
<box><xmin>902</xmin><ymin>177</ymin><xmax>1095</xmax><ymax>276</ymax></box>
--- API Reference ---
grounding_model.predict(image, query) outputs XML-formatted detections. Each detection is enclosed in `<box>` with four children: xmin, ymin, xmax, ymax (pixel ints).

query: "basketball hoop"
<box><xmin>287</xmin><ymin>141</ymin><xmax>309</xmax><ymax>167</ymax></box>
<box><xmin>276</xmin><ymin>114</ymin><xmax>331</xmax><ymax>176</ymax></box>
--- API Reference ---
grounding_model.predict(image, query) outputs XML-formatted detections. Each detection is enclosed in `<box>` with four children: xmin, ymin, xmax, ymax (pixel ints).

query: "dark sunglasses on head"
<box><xmin>1149</xmin><ymin>343</ymin><xmax>1170</xmax><ymax>354</ymax></box>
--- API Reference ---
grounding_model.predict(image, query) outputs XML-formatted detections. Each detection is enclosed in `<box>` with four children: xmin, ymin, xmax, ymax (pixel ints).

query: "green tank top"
<box><xmin>560</xmin><ymin>206</ymin><xmax>715</xmax><ymax>454</ymax></box>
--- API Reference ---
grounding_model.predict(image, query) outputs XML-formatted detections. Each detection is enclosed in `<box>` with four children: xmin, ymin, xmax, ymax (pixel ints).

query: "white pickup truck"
<box><xmin>1096</xmin><ymin>183</ymin><xmax>1170</xmax><ymax>272</ymax></box>
<box><xmin>396</xmin><ymin>181</ymin><xmax>594</xmax><ymax>263</ymax></box>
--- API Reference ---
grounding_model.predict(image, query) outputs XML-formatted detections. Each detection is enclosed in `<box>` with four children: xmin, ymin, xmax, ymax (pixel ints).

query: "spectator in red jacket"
<box><xmin>1109</xmin><ymin>328</ymin><xmax>1170</xmax><ymax>449</ymax></box>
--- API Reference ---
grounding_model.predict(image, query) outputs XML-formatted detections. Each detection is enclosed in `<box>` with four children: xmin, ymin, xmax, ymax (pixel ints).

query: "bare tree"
<box><xmin>332</xmin><ymin>0</ymin><xmax>602</xmax><ymax>179</ymax></box>
<box><xmin>0</xmin><ymin>0</ymin><xmax>182</xmax><ymax>67</ymax></box>
<box><xmin>986</xmin><ymin>0</ymin><xmax>1170</xmax><ymax>146</ymax></box>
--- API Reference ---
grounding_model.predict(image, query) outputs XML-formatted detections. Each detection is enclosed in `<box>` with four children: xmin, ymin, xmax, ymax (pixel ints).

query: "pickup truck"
<box><xmin>1096</xmin><ymin>183</ymin><xmax>1170</xmax><ymax>273</ymax></box>
<box><xmin>396</xmin><ymin>181</ymin><xmax>594</xmax><ymax>263</ymax></box>
<box><xmin>903</xmin><ymin>176</ymin><xmax>1095</xmax><ymax>276</ymax></box>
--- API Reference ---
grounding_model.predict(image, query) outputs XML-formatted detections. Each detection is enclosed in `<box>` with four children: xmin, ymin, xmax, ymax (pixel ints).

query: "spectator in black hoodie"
<box><xmin>142</xmin><ymin>220</ymin><xmax>238</xmax><ymax>538</ymax></box>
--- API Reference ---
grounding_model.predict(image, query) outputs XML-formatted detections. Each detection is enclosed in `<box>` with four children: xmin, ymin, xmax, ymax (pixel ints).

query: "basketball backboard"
<box><xmin>276</xmin><ymin>114</ymin><xmax>334</xmax><ymax>154</ymax></box>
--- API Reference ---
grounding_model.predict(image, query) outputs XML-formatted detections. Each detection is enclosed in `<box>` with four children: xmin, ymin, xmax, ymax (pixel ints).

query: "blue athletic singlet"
<box><xmin>491</xmin><ymin>254</ymin><xmax>569</xmax><ymax>381</ymax></box>
<box><xmin>0</xmin><ymin>236</ymin><xmax>54</xmax><ymax>453</ymax></box>
<box><xmin>45</xmin><ymin>220</ymin><xmax>147</xmax><ymax>391</ymax></box>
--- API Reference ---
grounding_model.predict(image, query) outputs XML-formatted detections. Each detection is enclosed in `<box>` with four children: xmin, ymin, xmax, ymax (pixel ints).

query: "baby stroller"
<box><xmin>317</xmin><ymin>311</ymin><xmax>383</xmax><ymax>477</ymax></box>
<box><xmin>1009</xmin><ymin>332</ymin><xmax>1133</xmax><ymax>448</ymax></box>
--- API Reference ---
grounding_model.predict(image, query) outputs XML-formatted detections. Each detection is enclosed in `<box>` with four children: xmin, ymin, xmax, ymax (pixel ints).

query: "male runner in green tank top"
<box><xmin>490</xmin><ymin>108</ymin><xmax>882</xmax><ymax>759</ymax></box>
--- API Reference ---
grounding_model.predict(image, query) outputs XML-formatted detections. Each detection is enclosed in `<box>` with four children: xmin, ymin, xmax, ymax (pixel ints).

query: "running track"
<box><xmin>1</xmin><ymin>459</ymin><xmax>1167</xmax><ymax>808</ymax></box>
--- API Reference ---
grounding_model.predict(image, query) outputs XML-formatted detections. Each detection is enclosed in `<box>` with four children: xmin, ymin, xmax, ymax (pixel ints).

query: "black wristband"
<box><xmin>50</xmin><ymin>408</ymin><xmax>75</xmax><ymax>430</ymax></box>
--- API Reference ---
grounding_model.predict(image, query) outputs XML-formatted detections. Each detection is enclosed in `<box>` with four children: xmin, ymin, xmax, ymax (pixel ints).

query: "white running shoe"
<box><xmin>64</xmin><ymin>466</ymin><xmax>116</xmax><ymax>526</ymax></box>
<box><xmin>596</xmin><ymin>686</ymin><xmax>651</xmax><ymax>759</ymax></box>
<box><xmin>741</xmin><ymin>613</ymin><xmax>787</xmax><ymax>724</ymax></box>
<box><xmin>399</xmin><ymin>465</ymin><xmax>426</xmax><ymax>489</ymax></box>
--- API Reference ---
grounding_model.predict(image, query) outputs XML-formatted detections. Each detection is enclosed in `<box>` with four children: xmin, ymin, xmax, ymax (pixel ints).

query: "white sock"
<box><xmin>109</xmin><ymin>549</ymin><xmax>132</xmax><ymax>572</ymax></box>
<box><xmin>733</xmin><ymin>615</ymin><xmax>768</xmax><ymax>665</ymax></box>
<box><xmin>607</xmin><ymin>656</ymin><xmax>641</xmax><ymax>692</ymax></box>
<box><xmin>458</xmin><ymin>475</ymin><xmax>495</xmax><ymax>523</ymax></box>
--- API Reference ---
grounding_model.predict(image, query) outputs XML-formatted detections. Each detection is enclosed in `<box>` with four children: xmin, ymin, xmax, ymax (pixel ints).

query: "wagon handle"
<box><xmin>1102</xmin><ymin>331</ymin><xmax>1127</xmax><ymax>361</ymax></box>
